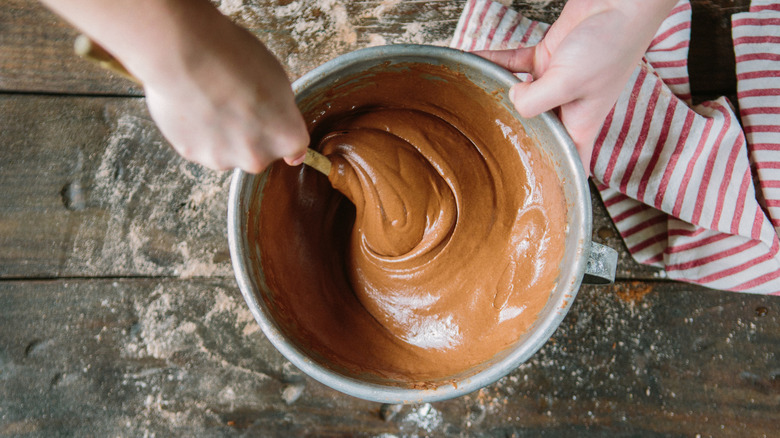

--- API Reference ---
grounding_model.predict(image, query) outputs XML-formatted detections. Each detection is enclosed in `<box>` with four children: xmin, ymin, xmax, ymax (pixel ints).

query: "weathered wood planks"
<box><xmin>0</xmin><ymin>0</ymin><xmax>141</xmax><ymax>95</ymax></box>
<box><xmin>0</xmin><ymin>0</ymin><xmax>467</xmax><ymax>95</ymax></box>
<box><xmin>1</xmin><ymin>1</ymin><xmax>748</xmax><ymax>98</ymax></box>
<box><xmin>689</xmin><ymin>0</ymin><xmax>749</xmax><ymax>101</ymax></box>
<box><xmin>0</xmin><ymin>95</ymin><xmax>233</xmax><ymax>278</ymax></box>
<box><xmin>1</xmin><ymin>0</ymin><xmax>778</xmax><ymax>436</ymax></box>
<box><xmin>1</xmin><ymin>278</ymin><xmax>777</xmax><ymax>436</ymax></box>
<box><xmin>0</xmin><ymin>94</ymin><xmax>659</xmax><ymax>279</ymax></box>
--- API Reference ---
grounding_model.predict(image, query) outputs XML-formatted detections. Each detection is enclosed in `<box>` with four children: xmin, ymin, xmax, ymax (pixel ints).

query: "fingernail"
<box><xmin>509</xmin><ymin>84</ymin><xmax>519</xmax><ymax>102</ymax></box>
<box><xmin>285</xmin><ymin>152</ymin><xmax>306</xmax><ymax>166</ymax></box>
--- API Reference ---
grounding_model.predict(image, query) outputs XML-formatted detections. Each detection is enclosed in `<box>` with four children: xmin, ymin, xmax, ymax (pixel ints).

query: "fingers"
<box><xmin>277</xmin><ymin>113</ymin><xmax>310</xmax><ymax>169</ymax></box>
<box><xmin>478</xmin><ymin>48</ymin><xmax>594</xmax><ymax>175</ymax></box>
<box><xmin>476</xmin><ymin>47</ymin><xmax>576</xmax><ymax>119</ymax></box>
<box><xmin>558</xmin><ymin>102</ymin><xmax>610</xmax><ymax>177</ymax></box>
<box><xmin>570</xmin><ymin>133</ymin><xmax>595</xmax><ymax>177</ymax></box>
<box><xmin>242</xmin><ymin>126</ymin><xmax>309</xmax><ymax>174</ymax></box>
<box><xmin>509</xmin><ymin>68</ymin><xmax>576</xmax><ymax>119</ymax></box>
<box><xmin>473</xmin><ymin>47</ymin><xmax>536</xmax><ymax>74</ymax></box>
<box><xmin>278</xmin><ymin>135</ymin><xmax>309</xmax><ymax>169</ymax></box>
<box><xmin>159</xmin><ymin>117</ymin><xmax>309</xmax><ymax>174</ymax></box>
<box><xmin>283</xmin><ymin>151</ymin><xmax>307</xmax><ymax>167</ymax></box>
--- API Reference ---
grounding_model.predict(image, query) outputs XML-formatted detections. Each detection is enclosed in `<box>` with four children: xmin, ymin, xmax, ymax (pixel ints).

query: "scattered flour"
<box><xmin>218</xmin><ymin>0</ymin><xmax>254</xmax><ymax>16</ymax></box>
<box><xmin>205</xmin><ymin>288</ymin><xmax>258</xmax><ymax>335</ymax></box>
<box><xmin>216</xmin><ymin>0</ymin><xmax>461</xmax><ymax>77</ymax></box>
<box><xmin>69</xmin><ymin>112</ymin><xmax>232</xmax><ymax>278</ymax></box>
<box><xmin>122</xmin><ymin>284</ymin><xmax>206</xmax><ymax>360</ymax></box>
<box><xmin>400</xmin><ymin>403</ymin><xmax>443</xmax><ymax>434</ymax></box>
<box><xmin>367</xmin><ymin>33</ymin><xmax>388</xmax><ymax>47</ymax></box>
<box><xmin>64</xmin><ymin>2</ymin><xmax>461</xmax><ymax>280</ymax></box>
<box><xmin>118</xmin><ymin>282</ymin><xmax>274</xmax><ymax>434</ymax></box>
<box><xmin>122</xmin><ymin>284</ymin><xmax>260</xmax><ymax>361</ymax></box>
<box><xmin>369</xmin><ymin>0</ymin><xmax>402</xmax><ymax>20</ymax></box>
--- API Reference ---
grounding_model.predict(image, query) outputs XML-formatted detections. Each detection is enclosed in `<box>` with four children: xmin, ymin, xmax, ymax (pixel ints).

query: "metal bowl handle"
<box><xmin>582</xmin><ymin>242</ymin><xmax>618</xmax><ymax>284</ymax></box>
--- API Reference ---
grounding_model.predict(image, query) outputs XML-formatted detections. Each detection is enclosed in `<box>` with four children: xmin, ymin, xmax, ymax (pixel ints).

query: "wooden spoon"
<box><xmin>73</xmin><ymin>34</ymin><xmax>331</xmax><ymax>176</ymax></box>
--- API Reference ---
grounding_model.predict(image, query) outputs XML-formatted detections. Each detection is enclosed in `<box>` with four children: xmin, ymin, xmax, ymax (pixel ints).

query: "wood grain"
<box><xmin>0</xmin><ymin>0</ymin><xmax>465</xmax><ymax>95</ymax></box>
<box><xmin>0</xmin><ymin>94</ymin><xmax>654</xmax><ymax>280</ymax></box>
<box><xmin>1</xmin><ymin>0</ymin><xmax>748</xmax><ymax>98</ymax></box>
<box><xmin>689</xmin><ymin>0</ymin><xmax>751</xmax><ymax>102</ymax></box>
<box><xmin>0</xmin><ymin>0</ymin><xmax>141</xmax><ymax>95</ymax></box>
<box><xmin>1</xmin><ymin>278</ymin><xmax>777</xmax><ymax>436</ymax></box>
<box><xmin>1</xmin><ymin>1</ymin><xmax>778</xmax><ymax>436</ymax></box>
<box><xmin>0</xmin><ymin>95</ymin><xmax>232</xmax><ymax>278</ymax></box>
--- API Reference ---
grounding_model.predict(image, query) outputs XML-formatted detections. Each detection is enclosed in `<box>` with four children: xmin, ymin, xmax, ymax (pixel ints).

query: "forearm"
<box><xmin>554</xmin><ymin>0</ymin><xmax>680</xmax><ymax>50</ymax></box>
<box><xmin>40</xmin><ymin>0</ymin><xmax>235</xmax><ymax>89</ymax></box>
<box><xmin>40</xmin><ymin>0</ymin><xmax>308</xmax><ymax>172</ymax></box>
<box><xmin>617</xmin><ymin>0</ymin><xmax>680</xmax><ymax>22</ymax></box>
<box><xmin>612</xmin><ymin>0</ymin><xmax>680</xmax><ymax>51</ymax></box>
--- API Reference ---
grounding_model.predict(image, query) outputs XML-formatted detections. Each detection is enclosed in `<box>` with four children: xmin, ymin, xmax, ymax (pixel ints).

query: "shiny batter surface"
<box><xmin>251</xmin><ymin>63</ymin><xmax>566</xmax><ymax>385</ymax></box>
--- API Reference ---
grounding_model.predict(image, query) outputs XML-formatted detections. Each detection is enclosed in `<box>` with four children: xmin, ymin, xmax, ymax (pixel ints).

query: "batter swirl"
<box><xmin>253</xmin><ymin>63</ymin><xmax>566</xmax><ymax>383</ymax></box>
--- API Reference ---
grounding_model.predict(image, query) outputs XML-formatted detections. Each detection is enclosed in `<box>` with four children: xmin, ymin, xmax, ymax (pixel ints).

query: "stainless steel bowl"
<box><xmin>228</xmin><ymin>44</ymin><xmax>616</xmax><ymax>403</ymax></box>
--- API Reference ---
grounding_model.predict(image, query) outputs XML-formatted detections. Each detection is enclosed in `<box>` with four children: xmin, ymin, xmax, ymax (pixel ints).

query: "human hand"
<box><xmin>136</xmin><ymin>2</ymin><xmax>309</xmax><ymax>173</ymax></box>
<box><xmin>140</xmin><ymin>6</ymin><xmax>309</xmax><ymax>173</ymax></box>
<box><xmin>42</xmin><ymin>0</ymin><xmax>309</xmax><ymax>173</ymax></box>
<box><xmin>475</xmin><ymin>0</ymin><xmax>677</xmax><ymax>173</ymax></box>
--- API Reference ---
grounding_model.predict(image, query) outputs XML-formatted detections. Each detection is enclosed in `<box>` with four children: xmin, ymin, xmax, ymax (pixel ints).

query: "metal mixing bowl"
<box><xmin>228</xmin><ymin>44</ymin><xmax>613</xmax><ymax>403</ymax></box>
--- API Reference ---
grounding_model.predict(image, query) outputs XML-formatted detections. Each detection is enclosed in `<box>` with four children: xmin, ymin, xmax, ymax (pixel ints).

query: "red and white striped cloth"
<box><xmin>451</xmin><ymin>0</ymin><xmax>780</xmax><ymax>294</ymax></box>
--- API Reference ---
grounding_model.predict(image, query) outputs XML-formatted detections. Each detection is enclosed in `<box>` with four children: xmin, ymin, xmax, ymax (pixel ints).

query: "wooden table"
<box><xmin>1</xmin><ymin>1</ymin><xmax>778</xmax><ymax>436</ymax></box>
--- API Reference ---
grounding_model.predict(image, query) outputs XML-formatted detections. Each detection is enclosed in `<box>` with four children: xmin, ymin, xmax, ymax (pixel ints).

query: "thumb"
<box><xmin>509</xmin><ymin>69</ymin><xmax>576</xmax><ymax>119</ymax></box>
<box><xmin>278</xmin><ymin>114</ymin><xmax>310</xmax><ymax>167</ymax></box>
<box><xmin>473</xmin><ymin>46</ymin><xmax>536</xmax><ymax>73</ymax></box>
<box><xmin>284</xmin><ymin>150</ymin><xmax>307</xmax><ymax>166</ymax></box>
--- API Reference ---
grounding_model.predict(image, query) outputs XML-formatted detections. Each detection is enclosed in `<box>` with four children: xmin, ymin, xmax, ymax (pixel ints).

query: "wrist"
<box><xmin>110</xmin><ymin>0</ymin><xmax>236</xmax><ymax>91</ymax></box>
<box><xmin>611</xmin><ymin>0</ymin><xmax>679</xmax><ymax>22</ymax></box>
<box><xmin>595</xmin><ymin>0</ymin><xmax>680</xmax><ymax>61</ymax></box>
<box><xmin>42</xmin><ymin>0</ymin><xmax>239</xmax><ymax>92</ymax></box>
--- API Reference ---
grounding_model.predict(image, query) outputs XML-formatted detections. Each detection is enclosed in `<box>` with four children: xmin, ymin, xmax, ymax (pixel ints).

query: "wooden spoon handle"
<box><xmin>73</xmin><ymin>34</ymin><xmax>140</xmax><ymax>84</ymax></box>
<box><xmin>304</xmin><ymin>149</ymin><xmax>332</xmax><ymax>176</ymax></box>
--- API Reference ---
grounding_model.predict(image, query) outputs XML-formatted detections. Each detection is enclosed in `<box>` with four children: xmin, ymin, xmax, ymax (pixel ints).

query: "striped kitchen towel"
<box><xmin>452</xmin><ymin>0</ymin><xmax>780</xmax><ymax>294</ymax></box>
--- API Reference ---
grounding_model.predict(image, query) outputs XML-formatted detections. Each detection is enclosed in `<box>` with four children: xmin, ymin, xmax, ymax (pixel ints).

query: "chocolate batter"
<box><xmin>250</xmin><ymin>62</ymin><xmax>566</xmax><ymax>385</ymax></box>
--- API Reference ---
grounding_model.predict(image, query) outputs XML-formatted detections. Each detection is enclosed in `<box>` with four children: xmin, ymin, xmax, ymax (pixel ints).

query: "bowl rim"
<box><xmin>228</xmin><ymin>44</ymin><xmax>591</xmax><ymax>403</ymax></box>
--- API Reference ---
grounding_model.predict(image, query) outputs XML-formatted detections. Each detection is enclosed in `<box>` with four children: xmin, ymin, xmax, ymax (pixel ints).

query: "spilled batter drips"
<box><xmin>252</xmin><ymin>63</ymin><xmax>567</xmax><ymax>384</ymax></box>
